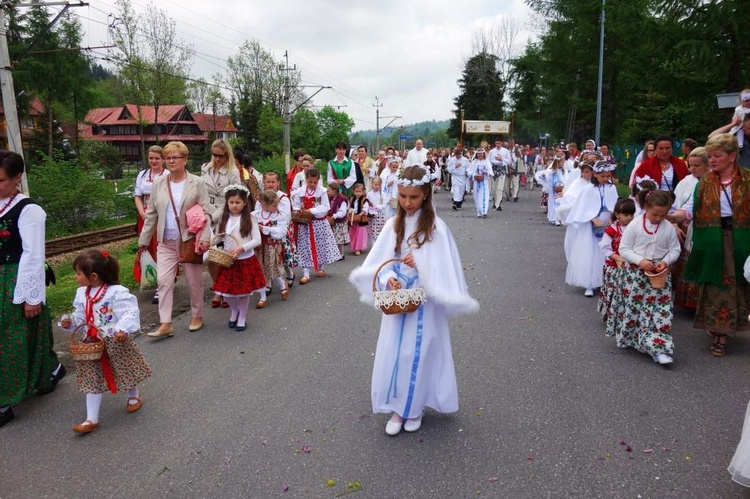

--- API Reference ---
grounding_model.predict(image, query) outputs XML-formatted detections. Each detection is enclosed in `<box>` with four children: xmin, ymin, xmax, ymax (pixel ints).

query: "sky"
<box><xmin>70</xmin><ymin>0</ymin><xmax>534</xmax><ymax>132</ymax></box>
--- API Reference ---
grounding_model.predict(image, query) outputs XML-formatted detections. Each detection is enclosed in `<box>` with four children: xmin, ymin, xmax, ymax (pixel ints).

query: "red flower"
<box><xmin>646</xmin><ymin>296</ymin><xmax>657</xmax><ymax>303</ymax></box>
<box><xmin>98</xmin><ymin>305</ymin><xmax>108</xmax><ymax>314</ymax></box>
<box><xmin>0</xmin><ymin>230</ymin><xmax>11</xmax><ymax>238</ymax></box>
<box><xmin>101</xmin><ymin>250</ymin><xmax>110</xmax><ymax>258</ymax></box>
<box><xmin>653</xmin><ymin>337</ymin><xmax>666</xmax><ymax>346</ymax></box>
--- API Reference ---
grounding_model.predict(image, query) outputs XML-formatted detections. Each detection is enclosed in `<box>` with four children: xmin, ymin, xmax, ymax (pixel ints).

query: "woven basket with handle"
<box><xmin>644</xmin><ymin>268</ymin><xmax>669</xmax><ymax>289</ymax></box>
<box><xmin>69</xmin><ymin>323</ymin><xmax>104</xmax><ymax>361</ymax></box>
<box><xmin>372</xmin><ymin>258</ymin><xmax>426</xmax><ymax>315</ymax></box>
<box><xmin>208</xmin><ymin>232</ymin><xmax>242</xmax><ymax>268</ymax></box>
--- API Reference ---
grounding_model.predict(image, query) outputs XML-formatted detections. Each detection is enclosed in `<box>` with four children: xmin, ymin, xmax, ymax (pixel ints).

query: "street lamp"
<box><xmin>595</xmin><ymin>0</ymin><xmax>605</xmax><ymax>145</ymax></box>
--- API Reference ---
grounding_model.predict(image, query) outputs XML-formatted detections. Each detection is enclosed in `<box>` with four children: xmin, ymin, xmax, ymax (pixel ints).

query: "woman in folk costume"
<box><xmin>467</xmin><ymin>148</ymin><xmax>494</xmax><ymax>218</ymax></box>
<box><xmin>684</xmin><ymin>133</ymin><xmax>750</xmax><ymax>357</ymax></box>
<box><xmin>535</xmin><ymin>154</ymin><xmax>567</xmax><ymax>225</ymax></box>
<box><xmin>448</xmin><ymin>147</ymin><xmax>471</xmax><ymax>211</ymax></box>
<box><xmin>327</xmin><ymin>141</ymin><xmax>358</xmax><ymax>197</ymax></box>
<box><xmin>291</xmin><ymin>168</ymin><xmax>341</xmax><ymax>283</ymax></box>
<box><xmin>350</xmin><ymin>166</ymin><xmax>479</xmax><ymax>436</ymax></box>
<box><xmin>564</xmin><ymin>160</ymin><xmax>619</xmax><ymax>296</ymax></box>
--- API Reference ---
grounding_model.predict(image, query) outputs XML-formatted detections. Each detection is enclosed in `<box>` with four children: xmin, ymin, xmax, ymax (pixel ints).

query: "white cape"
<box><xmin>350</xmin><ymin>212</ymin><xmax>478</xmax><ymax>418</ymax></box>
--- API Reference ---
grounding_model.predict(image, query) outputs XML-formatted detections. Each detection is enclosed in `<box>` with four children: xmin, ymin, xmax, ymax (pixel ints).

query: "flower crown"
<box><xmin>397</xmin><ymin>173</ymin><xmax>431</xmax><ymax>187</ymax></box>
<box><xmin>222</xmin><ymin>184</ymin><xmax>251</xmax><ymax>197</ymax></box>
<box><xmin>592</xmin><ymin>160</ymin><xmax>616</xmax><ymax>173</ymax></box>
<box><xmin>635</xmin><ymin>174</ymin><xmax>654</xmax><ymax>188</ymax></box>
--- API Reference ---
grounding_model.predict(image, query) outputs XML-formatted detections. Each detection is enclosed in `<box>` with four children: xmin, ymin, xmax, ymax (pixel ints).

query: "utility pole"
<box><xmin>1</xmin><ymin>1</ymin><xmax>88</xmax><ymax>194</ymax></box>
<box><xmin>0</xmin><ymin>7</ymin><xmax>26</xmax><ymax>193</ymax></box>
<box><xmin>281</xmin><ymin>50</ymin><xmax>296</xmax><ymax>173</ymax></box>
<box><xmin>373</xmin><ymin>96</ymin><xmax>383</xmax><ymax>151</ymax></box>
<box><xmin>595</xmin><ymin>0</ymin><xmax>606</xmax><ymax>146</ymax></box>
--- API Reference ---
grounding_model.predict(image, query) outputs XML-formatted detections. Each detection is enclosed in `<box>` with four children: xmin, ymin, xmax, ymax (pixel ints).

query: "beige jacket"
<box><xmin>138</xmin><ymin>173</ymin><xmax>212</xmax><ymax>245</ymax></box>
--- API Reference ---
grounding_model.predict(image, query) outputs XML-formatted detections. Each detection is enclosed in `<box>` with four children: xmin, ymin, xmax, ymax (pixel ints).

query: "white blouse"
<box><xmin>5</xmin><ymin>194</ymin><xmax>46</xmax><ymax>305</ymax></box>
<box><xmin>619</xmin><ymin>214</ymin><xmax>681</xmax><ymax>266</ymax></box>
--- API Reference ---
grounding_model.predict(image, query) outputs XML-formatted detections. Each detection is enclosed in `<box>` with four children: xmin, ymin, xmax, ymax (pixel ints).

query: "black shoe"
<box><xmin>286</xmin><ymin>274</ymin><xmax>295</xmax><ymax>288</ymax></box>
<box><xmin>38</xmin><ymin>364</ymin><xmax>66</xmax><ymax>396</ymax></box>
<box><xmin>452</xmin><ymin>205</ymin><xmax>457</xmax><ymax>211</ymax></box>
<box><xmin>151</xmin><ymin>291</ymin><xmax>159</xmax><ymax>305</ymax></box>
<box><xmin>265</xmin><ymin>286</ymin><xmax>273</xmax><ymax>295</ymax></box>
<box><xmin>0</xmin><ymin>407</ymin><xmax>14</xmax><ymax>428</ymax></box>
<box><xmin>513</xmin><ymin>197</ymin><xmax>518</xmax><ymax>202</ymax></box>
<box><xmin>496</xmin><ymin>206</ymin><xmax>502</xmax><ymax>211</ymax></box>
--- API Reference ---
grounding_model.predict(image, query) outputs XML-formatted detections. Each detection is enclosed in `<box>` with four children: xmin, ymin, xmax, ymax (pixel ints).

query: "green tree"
<box><xmin>448</xmin><ymin>52</ymin><xmax>505</xmax><ymax>142</ymax></box>
<box><xmin>257</xmin><ymin>104</ymin><xmax>283</xmax><ymax>156</ymax></box>
<box><xmin>290</xmin><ymin>108</ymin><xmax>320</xmax><ymax>157</ymax></box>
<box><xmin>315</xmin><ymin>106</ymin><xmax>354</xmax><ymax>160</ymax></box>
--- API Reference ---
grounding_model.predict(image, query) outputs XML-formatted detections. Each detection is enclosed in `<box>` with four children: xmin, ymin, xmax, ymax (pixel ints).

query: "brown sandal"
<box><xmin>711</xmin><ymin>335</ymin><xmax>727</xmax><ymax>357</ymax></box>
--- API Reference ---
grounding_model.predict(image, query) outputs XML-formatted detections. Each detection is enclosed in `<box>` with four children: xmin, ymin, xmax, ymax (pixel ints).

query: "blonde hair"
<box><xmin>162</xmin><ymin>141</ymin><xmax>188</xmax><ymax>158</ymax></box>
<box><xmin>688</xmin><ymin>146</ymin><xmax>708</xmax><ymax>166</ymax></box>
<box><xmin>705</xmin><ymin>133</ymin><xmax>739</xmax><ymax>156</ymax></box>
<box><xmin>210</xmin><ymin>139</ymin><xmax>238</xmax><ymax>173</ymax></box>
<box><xmin>148</xmin><ymin>145</ymin><xmax>163</xmax><ymax>155</ymax></box>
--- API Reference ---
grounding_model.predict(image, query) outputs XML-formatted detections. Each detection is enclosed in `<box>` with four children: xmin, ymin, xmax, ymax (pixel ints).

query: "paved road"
<box><xmin>3</xmin><ymin>187</ymin><xmax>749</xmax><ymax>498</ymax></box>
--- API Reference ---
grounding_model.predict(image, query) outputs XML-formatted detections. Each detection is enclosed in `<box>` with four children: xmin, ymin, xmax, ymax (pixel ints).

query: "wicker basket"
<box><xmin>645</xmin><ymin>268</ymin><xmax>669</xmax><ymax>289</ymax></box>
<box><xmin>208</xmin><ymin>232</ymin><xmax>241</xmax><ymax>268</ymax></box>
<box><xmin>473</xmin><ymin>174</ymin><xmax>484</xmax><ymax>181</ymax></box>
<box><xmin>69</xmin><ymin>323</ymin><xmax>104</xmax><ymax>361</ymax></box>
<box><xmin>372</xmin><ymin>258</ymin><xmax>426</xmax><ymax>315</ymax></box>
<box><xmin>292</xmin><ymin>210</ymin><xmax>313</xmax><ymax>224</ymax></box>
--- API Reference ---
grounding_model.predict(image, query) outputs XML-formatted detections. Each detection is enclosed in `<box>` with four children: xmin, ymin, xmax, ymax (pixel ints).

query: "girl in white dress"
<box><xmin>467</xmin><ymin>148</ymin><xmax>494</xmax><ymax>218</ymax></box>
<box><xmin>536</xmin><ymin>156</ymin><xmax>567</xmax><ymax>225</ymax></box>
<box><xmin>350</xmin><ymin>166</ymin><xmax>479</xmax><ymax>436</ymax></box>
<box><xmin>366</xmin><ymin>176</ymin><xmax>387</xmax><ymax>244</ymax></box>
<box><xmin>564</xmin><ymin>160</ymin><xmax>619</xmax><ymax>296</ymax></box>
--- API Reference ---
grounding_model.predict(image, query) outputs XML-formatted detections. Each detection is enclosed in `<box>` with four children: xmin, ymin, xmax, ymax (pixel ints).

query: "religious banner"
<box><xmin>463</xmin><ymin>120</ymin><xmax>511</xmax><ymax>134</ymax></box>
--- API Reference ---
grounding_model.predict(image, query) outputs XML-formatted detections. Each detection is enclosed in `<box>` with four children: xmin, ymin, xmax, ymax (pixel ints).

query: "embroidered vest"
<box><xmin>0</xmin><ymin>198</ymin><xmax>36</xmax><ymax>264</ymax></box>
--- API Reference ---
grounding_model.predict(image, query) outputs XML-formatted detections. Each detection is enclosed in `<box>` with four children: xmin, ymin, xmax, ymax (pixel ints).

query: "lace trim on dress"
<box><xmin>13</xmin><ymin>271</ymin><xmax>45</xmax><ymax>305</ymax></box>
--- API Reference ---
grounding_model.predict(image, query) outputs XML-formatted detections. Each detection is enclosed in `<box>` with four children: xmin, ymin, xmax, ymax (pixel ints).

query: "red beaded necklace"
<box><xmin>642</xmin><ymin>215</ymin><xmax>659</xmax><ymax>235</ymax></box>
<box><xmin>0</xmin><ymin>190</ymin><xmax>20</xmax><ymax>217</ymax></box>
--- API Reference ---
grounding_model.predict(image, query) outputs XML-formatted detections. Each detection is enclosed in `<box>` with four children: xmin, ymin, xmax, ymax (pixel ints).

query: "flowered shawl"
<box><xmin>684</xmin><ymin>166</ymin><xmax>750</xmax><ymax>286</ymax></box>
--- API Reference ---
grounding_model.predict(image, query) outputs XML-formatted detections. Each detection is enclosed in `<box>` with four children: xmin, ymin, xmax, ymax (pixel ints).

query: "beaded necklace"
<box><xmin>0</xmin><ymin>190</ymin><xmax>20</xmax><ymax>217</ymax></box>
<box><xmin>642</xmin><ymin>215</ymin><xmax>659</xmax><ymax>235</ymax></box>
<box><xmin>84</xmin><ymin>284</ymin><xmax>108</xmax><ymax>339</ymax></box>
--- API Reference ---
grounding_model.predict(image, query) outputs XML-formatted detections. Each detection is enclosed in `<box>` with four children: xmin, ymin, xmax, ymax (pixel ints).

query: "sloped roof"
<box><xmin>193</xmin><ymin>113</ymin><xmax>238</xmax><ymax>133</ymax></box>
<box><xmin>84</xmin><ymin>105</ymin><xmax>193</xmax><ymax>126</ymax></box>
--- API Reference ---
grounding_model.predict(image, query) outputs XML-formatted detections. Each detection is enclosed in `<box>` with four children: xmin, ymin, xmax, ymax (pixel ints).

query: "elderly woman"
<box><xmin>139</xmin><ymin>141</ymin><xmax>212</xmax><ymax>337</ymax></box>
<box><xmin>668</xmin><ymin>147</ymin><xmax>709</xmax><ymax>309</ymax></box>
<box><xmin>684</xmin><ymin>134</ymin><xmax>750</xmax><ymax>357</ymax></box>
<box><xmin>201</xmin><ymin>139</ymin><xmax>241</xmax><ymax>309</ymax></box>
<box><xmin>0</xmin><ymin>151</ymin><xmax>64</xmax><ymax>427</ymax></box>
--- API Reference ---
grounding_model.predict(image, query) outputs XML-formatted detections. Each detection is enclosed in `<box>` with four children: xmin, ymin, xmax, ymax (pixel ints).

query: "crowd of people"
<box><xmin>4</xmin><ymin>110</ymin><xmax>750</xmax><ymax>480</ymax></box>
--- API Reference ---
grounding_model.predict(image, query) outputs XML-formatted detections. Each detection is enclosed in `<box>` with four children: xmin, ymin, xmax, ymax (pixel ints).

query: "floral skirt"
<box><xmin>541</xmin><ymin>191</ymin><xmax>549</xmax><ymax>208</ymax></box>
<box><xmin>332</xmin><ymin>221</ymin><xmax>350</xmax><ymax>245</ymax></box>
<box><xmin>0</xmin><ymin>264</ymin><xmax>58</xmax><ymax>405</ymax></box>
<box><xmin>368</xmin><ymin>212</ymin><xmax>386</xmax><ymax>242</ymax></box>
<box><xmin>694</xmin><ymin>230</ymin><xmax>750</xmax><ymax>334</ymax></box>
<box><xmin>213</xmin><ymin>255</ymin><xmax>267</xmax><ymax>297</ymax></box>
<box><xmin>296</xmin><ymin>219</ymin><xmax>341</xmax><ymax>269</ymax></box>
<box><xmin>672</xmin><ymin>245</ymin><xmax>698</xmax><ymax>309</ymax></box>
<box><xmin>609</xmin><ymin>266</ymin><xmax>674</xmax><ymax>356</ymax></box>
<box><xmin>75</xmin><ymin>335</ymin><xmax>151</xmax><ymax>394</ymax></box>
<box><xmin>598</xmin><ymin>264</ymin><xmax>622</xmax><ymax>325</ymax></box>
<box><xmin>259</xmin><ymin>238</ymin><xmax>286</xmax><ymax>281</ymax></box>
<box><xmin>282</xmin><ymin>226</ymin><xmax>297</xmax><ymax>268</ymax></box>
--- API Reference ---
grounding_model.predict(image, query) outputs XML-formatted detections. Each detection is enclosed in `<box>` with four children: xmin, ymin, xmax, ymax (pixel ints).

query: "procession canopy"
<box><xmin>463</xmin><ymin>120</ymin><xmax>510</xmax><ymax>134</ymax></box>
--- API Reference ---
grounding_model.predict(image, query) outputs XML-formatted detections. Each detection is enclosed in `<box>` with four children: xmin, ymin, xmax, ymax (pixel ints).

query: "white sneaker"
<box><xmin>385</xmin><ymin>418</ymin><xmax>403</xmax><ymax>436</ymax></box>
<box><xmin>584</xmin><ymin>289</ymin><xmax>594</xmax><ymax>297</ymax></box>
<box><xmin>654</xmin><ymin>353</ymin><xmax>673</xmax><ymax>365</ymax></box>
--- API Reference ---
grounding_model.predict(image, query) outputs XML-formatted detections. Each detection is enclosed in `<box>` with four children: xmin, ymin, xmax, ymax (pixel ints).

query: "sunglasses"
<box><xmin>212</xmin><ymin>153</ymin><xmax>227</xmax><ymax>158</ymax></box>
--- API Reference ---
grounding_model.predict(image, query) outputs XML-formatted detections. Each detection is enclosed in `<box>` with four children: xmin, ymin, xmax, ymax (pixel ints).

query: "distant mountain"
<box><xmin>349</xmin><ymin>119</ymin><xmax>450</xmax><ymax>144</ymax></box>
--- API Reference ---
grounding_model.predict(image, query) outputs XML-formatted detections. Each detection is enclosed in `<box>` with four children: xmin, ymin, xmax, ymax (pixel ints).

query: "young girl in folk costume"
<box><xmin>256</xmin><ymin>171</ymin><xmax>297</xmax><ymax>290</ymax></box>
<box><xmin>467</xmin><ymin>148</ymin><xmax>494</xmax><ymax>218</ymax></box>
<box><xmin>535</xmin><ymin>155</ymin><xmax>567</xmax><ymax>225</ymax></box>
<box><xmin>597</xmin><ymin>198</ymin><xmax>636</xmax><ymax>333</ymax></box>
<box><xmin>631</xmin><ymin>177</ymin><xmax>657</xmax><ymax>216</ymax></box>
<box><xmin>60</xmin><ymin>250</ymin><xmax>150</xmax><ymax>434</ymax></box>
<box><xmin>367</xmin><ymin>176</ymin><xmax>387</xmax><ymax>244</ymax></box>
<box><xmin>292</xmin><ymin>169</ymin><xmax>341</xmax><ymax>283</ymax></box>
<box><xmin>617</xmin><ymin>190</ymin><xmax>681</xmax><ymax>365</ymax></box>
<box><xmin>348</xmin><ymin>182</ymin><xmax>370</xmax><ymax>256</ymax></box>
<box><xmin>254</xmin><ymin>190</ymin><xmax>290</xmax><ymax>308</ymax></box>
<box><xmin>327</xmin><ymin>183</ymin><xmax>350</xmax><ymax>256</ymax></box>
<box><xmin>565</xmin><ymin>160</ymin><xmax>619</xmax><ymax>296</ymax></box>
<box><xmin>349</xmin><ymin>166</ymin><xmax>479</xmax><ymax>436</ymax></box>
<box><xmin>211</xmin><ymin>185</ymin><xmax>266</xmax><ymax>331</ymax></box>
<box><xmin>380</xmin><ymin>158</ymin><xmax>401</xmax><ymax>219</ymax></box>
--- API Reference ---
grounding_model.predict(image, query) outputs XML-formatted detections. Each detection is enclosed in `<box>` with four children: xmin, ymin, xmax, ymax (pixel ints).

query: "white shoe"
<box><xmin>403</xmin><ymin>416</ymin><xmax>423</xmax><ymax>432</ymax></box>
<box><xmin>654</xmin><ymin>353</ymin><xmax>673</xmax><ymax>365</ymax></box>
<box><xmin>385</xmin><ymin>418</ymin><xmax>403</xmax><ymax>436</ymax></box>
<box><xmin>584</xmin><ymin>288</ymin><xmax>594</xmax><ymax>297</ymax></box>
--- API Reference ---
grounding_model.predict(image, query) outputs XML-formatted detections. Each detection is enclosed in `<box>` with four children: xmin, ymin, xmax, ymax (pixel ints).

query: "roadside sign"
<box><xmin>399</xmin><ymin>134</ymin><xmax>414</xmax><ymax>140</ymax></box>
